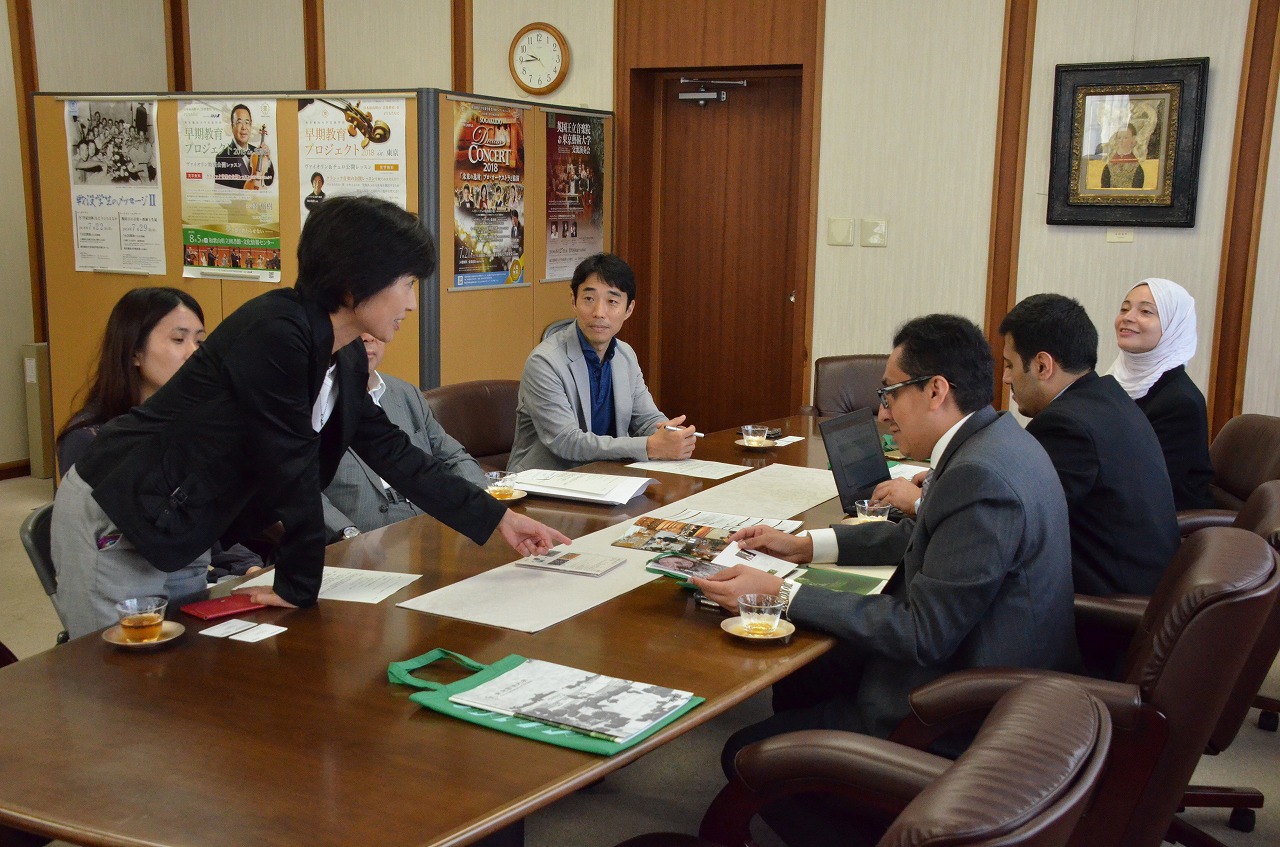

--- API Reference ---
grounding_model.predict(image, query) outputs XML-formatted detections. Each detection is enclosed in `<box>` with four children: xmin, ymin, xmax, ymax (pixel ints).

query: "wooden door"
<box><xmin>652</xmin><ymin>72</ymin><xmax>801</xmax><ymax>433</ymax></box>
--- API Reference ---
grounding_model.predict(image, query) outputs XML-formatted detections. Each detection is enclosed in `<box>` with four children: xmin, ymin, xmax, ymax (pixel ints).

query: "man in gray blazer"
<box><xmin>507</xmin><ymin>253</ymin><xmax>698</xmax><ymax>472</ymax></box>
<box><xmin>322</xmin><ymin>334</ymin><xmax>488</xmax><ymax>540</ymax></box>
<box><xmin>696</xmin><ymin>315</ymin><xmax>1078</xmax><ymax>775</ymax></box>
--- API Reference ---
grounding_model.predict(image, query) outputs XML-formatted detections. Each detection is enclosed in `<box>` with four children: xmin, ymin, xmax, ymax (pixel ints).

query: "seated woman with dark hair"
<box><xmin>51</xmin><ymin>197</ymin><xmax>568</xmax><ymax>638</ymax></box>
<box><xmin>1108</xmin><ymin>277</ymin><xmax>1215</xmax><ymax>510</ymax></box>
<box><xmin>56</xmin><ymin>287</ymin><xmax>264</xmax><ymax>592</ymax></box>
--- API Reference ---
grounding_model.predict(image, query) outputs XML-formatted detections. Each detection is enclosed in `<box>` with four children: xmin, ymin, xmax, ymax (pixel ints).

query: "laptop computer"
<box><xmin>819</xmin><ymin>407</ymin><xmax>893</xmax><ymax>516</ymax></box>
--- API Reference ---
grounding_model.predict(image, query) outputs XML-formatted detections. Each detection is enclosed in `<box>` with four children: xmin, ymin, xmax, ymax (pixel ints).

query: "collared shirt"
<box><xmin>311</xmin><ymin>362</ymin><xmax>339</xmax><ymax>432</ymax></box>
<box><xmin>806</xmin><ymin>411</ymin><xmax>976</xmax><ymax>563</ymax></box>
<box><xmin>364</xmin><ymin>371</ymin><xmax>393</xmax><ymax>493</ymax></box>
<box><xmin>577</xmin><ymin>325</ymin><xmax>617</xmax><ymax>437</ymax></box>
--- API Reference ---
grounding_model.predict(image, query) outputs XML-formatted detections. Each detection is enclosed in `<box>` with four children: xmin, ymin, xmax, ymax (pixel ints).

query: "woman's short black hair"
<box><xmin>295</xmin><ymin>196</ymin><xmax>437</xmax><ymax>312</ymax></box>
<box><xmin>892</xmin><ymin>314</ymin><xmax>994</xmax><ymax>414</ymax></box>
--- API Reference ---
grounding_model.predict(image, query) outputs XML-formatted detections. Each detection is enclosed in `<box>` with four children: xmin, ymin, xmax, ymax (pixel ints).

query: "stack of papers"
<box><xmin>513</xmin><ymin>469</ymin><xmax>654</xmax><ymax>505</ymax></box>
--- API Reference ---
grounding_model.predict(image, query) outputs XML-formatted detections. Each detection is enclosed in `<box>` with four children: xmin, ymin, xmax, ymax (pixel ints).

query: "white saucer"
<box><xmin>488</xmin><ymin>489</ymin><xmax>528</xmax><ymax>502</ymax></box>
<box><xmin>721</xmin><ymin>616</ymin><xmax>795</xmax><ymax>641</ymax></box>
<box><xmin>734</xmin><ymin>438</ymin><xmax>776</xmax><ymax>450</ymax></box>
<box><xmin>102</xmin><ymin>619</ymin><xmax>185</xmax><ymax>649</ymax></box>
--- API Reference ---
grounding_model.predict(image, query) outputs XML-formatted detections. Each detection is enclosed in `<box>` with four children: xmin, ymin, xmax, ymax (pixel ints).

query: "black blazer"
<box><xmin>1027</xmin><ymin>372</ymin><xmax>1180</xmax><ymax>595</ymax></box>
<box><xmin>1135</xmin><ymin>366</ymin><xmax>1215</xmax><ymax>510</ymax></box>
<box><xmin>76</xmin><ymin>288</ymin><xmax>505</xmax><ymax>607</ymax></box>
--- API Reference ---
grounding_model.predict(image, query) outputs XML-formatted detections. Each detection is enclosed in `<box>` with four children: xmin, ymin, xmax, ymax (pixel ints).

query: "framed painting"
<box><xmin>1047</xmin><ymin>57</ymin><xmax>1208</xmax><ymax>226</ymax></box>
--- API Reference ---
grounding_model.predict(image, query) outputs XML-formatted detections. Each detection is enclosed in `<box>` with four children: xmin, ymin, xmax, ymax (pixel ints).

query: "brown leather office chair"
<box><xmin>615</xmin><ymin>677</ymin><xmax>1111</xmax><ymax>847</ymax></box>
<box><xmin>799</xmin><ymin>354</ymin><xmax>888</xmax><ymax>417</ymax></box>
<box><xmin>889</xmin><ymin>527</ymin><xmax>1280</xmax><ymax>847</ymax></box>
<box><xmin>1181</xmin><ymin>413</ymin><xmax>1280</xmax><ymax>518</ymax></box>
<box><xmin>422</xmin><ymin>379</ymin><xmax>520</xmax><ymax>472</ymax></box>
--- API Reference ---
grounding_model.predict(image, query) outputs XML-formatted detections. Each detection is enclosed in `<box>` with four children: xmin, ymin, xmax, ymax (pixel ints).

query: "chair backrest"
<box><xmin>880</xmin><ymin>678</ymin><xmax>1111</xmax><ymax>847</ymax></box>
<box><xmin>803</xmin><ymin>354</ymin><xmax>888</xmax><ymax>417</ymax></box>
<box><xmin>542</xmin><ymin>317</ymin><xmax>575</xmax><ymax>342</ymax></box>
<box><xmin>422</xmin><ymin>380</ymin><xmax>520</xmax><ymax>471</ymax></box>
<box><xmin>1202</xmin><ymin>479</ymin><xmax>1280</xmax><ymax>752</ymax></box>
<box><xmin>1208</xmin><ymin>413</ymin><xmax>1280</xmax><ymax>510</ymax></box>
<box><xmin>19</xmin><ymin>503</ymin><xmax>56</xmax><ymax>597</ymax></box>
<box><xmin>1084</xmin><ymin>527</ymin><xmax>1280</xmax><ymax>847</ymax></box>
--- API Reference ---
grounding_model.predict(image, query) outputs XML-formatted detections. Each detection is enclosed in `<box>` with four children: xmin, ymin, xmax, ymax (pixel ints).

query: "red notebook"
<box><xmin>181</xmin><ymin>594</ymin><xmax>267</xmax><ymax>620</ymax></box>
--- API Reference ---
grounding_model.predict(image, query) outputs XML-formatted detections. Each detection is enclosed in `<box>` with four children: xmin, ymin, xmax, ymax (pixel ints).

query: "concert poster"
<box><xmin>544</xmin><ymin>111</ymin><xmax>605</xmax><ymax>281</ymax></box>
<box><xmin>297</xmin><ymin>97</ymin><xmax>407</xmax><ymax>225</ymax></box>
<box><xmin>452</xmin><ymin>100</ymin><xmax>526</xmax><ymax>289</ymax></box>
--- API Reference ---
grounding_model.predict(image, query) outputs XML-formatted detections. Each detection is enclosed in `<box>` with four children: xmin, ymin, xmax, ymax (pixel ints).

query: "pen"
<box><xmin>665</xmin><ymin>425</ymin><xmax>705</xmax><ymax>437</ymax></box>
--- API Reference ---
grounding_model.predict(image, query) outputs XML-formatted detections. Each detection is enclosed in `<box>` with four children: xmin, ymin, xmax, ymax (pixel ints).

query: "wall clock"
<box><xmin>509</xmin><ymin>22</ymin><xmax>570</xmax><ymax>95</ymax></box>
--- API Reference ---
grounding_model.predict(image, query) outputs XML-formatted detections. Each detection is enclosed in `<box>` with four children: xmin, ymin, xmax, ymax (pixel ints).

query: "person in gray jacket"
<box><xmin>323</xmin><ymin>333</ymin><xmax>488</xmax><ymax>540</ymax></box>
<box><xmin>507</xmin><ymin>253</ymin><xmax>697</xmax><ymax>472</ymax></box>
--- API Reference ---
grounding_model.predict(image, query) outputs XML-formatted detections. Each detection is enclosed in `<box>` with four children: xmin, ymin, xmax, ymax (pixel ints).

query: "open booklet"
<box><xmin>513</xmin><ymin>549</ymin><xmax>626</xmax><ymax>577</ymax></box>
<box><xmin>646</xmin><ymin>542</ymin><xmax>798</xmax><ymax>582</ymax></box>
<box><xmin>513</xmin><ymin>469</ymin><xmax>654</xmax><ymax>505</ymax></box>
<box><xmin>612</xmin><ymin>511</ymin><xmax>800</xmax><ymax>562</ymax></box>
<box><xmin>448</xmin><ymin>658</ymin><xmax>694</xmax><ymax>744</ymax></box>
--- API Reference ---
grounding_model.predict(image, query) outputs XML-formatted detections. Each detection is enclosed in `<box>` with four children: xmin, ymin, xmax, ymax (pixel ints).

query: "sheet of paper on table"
<box><xmin>625</xmin><ymin>458</ymin><xmax>751</xmax><ymax>480</ymax></box>
<box><xmin>398</xmin><ymin>463</ymin><xmax>839</xmax><ymax>633</ymax></box>
<box><xmin>239</xmin><ymin>566</ymin><xmax>420</xmax><ymax>603</ymax></box>
<box><xmin>513</xmin><ymin>469</ymin><xmax>654</xmax><ymax>504</ymax></box>
<box><xmin>888</xmin><ymin>463</ymin><xmax>927</xmax><ymax>480</ymax></box>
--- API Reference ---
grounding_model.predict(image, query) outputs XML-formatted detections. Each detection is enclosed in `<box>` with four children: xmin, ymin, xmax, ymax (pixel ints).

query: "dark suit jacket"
<box><xmin>1027</xmin><ymin>372</ymin><xmax>1179</xmax><ymax>595</ymax></box>
<box><xmin>790</xmin><ymin>407</ymin><xmax>1078</xmax><ymax>738</ymax></box>
<box><xmin>1135</xmin><ymin>366</ymin><xmax>1214</xmax><ymax>510</ymax></box>
<box><xmin>76</xmin><ymin>288</ymin><xmax>506</xmax><ymax>607</ymax></box>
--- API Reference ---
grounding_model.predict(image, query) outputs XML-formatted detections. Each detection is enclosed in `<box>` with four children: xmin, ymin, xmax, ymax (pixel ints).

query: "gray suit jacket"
<box><xmin>322</xmin><ymin>373</ymin><xmax>488</xmax><ymax>536</ymax></box>
<box><xmin>507</xmin><ymin>326</ymin><xmax>667</xmax><ymax>472</ymax></box>
<box><xmin>790</xmin><ymin>407</ymin><xmax>1078</xmax><ymax>738</ymax></box>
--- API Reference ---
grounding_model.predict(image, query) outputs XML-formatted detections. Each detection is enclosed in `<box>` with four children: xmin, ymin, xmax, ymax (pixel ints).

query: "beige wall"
<box><xmin>31</xmin><ymin>0</ymin><xmax>168</xmax><ymax>91</ymax></box>
<box><xmin>810</xmin><ymin>0</ymin><xmax>1006</xmax><ymax>360</ymax></box>
<box><xmin>471</xmin><ymin>0</ymin><xmax>613</xmax><ymax>110</ymax></box>
<box><xmin>1245</xmin><ymin>94</ymin><xmax>1280</xmax><ymax>416</ymax></box>
<box><xmin>188</xmin><ymin>0</ymin><xmax>306</xmax><ymax>90</ymax></box>
<box><xmin>324</xmin><ymin>0</ymin><xmax>452</xmax><ymax>90</ymax></box>
<box><xmin>1015</xmin><ymin>0</ymin><xmax>1249</xmax><ymax>391</ymax></box>
<box><xmin>0</xmin><ymin>5</ymin><xmax>33</xmax><ymax>464</ymax></box>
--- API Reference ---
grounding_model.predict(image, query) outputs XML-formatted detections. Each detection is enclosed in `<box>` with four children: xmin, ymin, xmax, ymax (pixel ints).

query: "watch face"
<box><xmin>512</xmin><ymin>27</ymin><xmax>565</xmax><ymax>92</ymax></box>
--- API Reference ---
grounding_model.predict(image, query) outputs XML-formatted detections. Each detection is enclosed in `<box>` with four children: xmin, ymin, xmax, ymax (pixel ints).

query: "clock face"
<box><xmin>510</xmin><ymin>23</ymin><xmax>569</xmax><ymax>95</ymax></box>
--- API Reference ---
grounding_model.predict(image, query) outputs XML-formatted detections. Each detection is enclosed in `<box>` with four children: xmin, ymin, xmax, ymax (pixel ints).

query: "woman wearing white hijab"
<box><xmin>1108</xmin><ymin>278</ymin><xmax>1214</xmax><ymax>509</ymax></box>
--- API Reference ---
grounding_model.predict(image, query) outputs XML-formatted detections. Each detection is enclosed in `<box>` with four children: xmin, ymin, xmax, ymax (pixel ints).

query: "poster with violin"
<box><xmin>178</xmin><ymin>99</ymin><xmax>282</xmax><ymax>282</ymax></box>
<box><xmin>296</xmin><ymin>98</ymin><xmax>406</xmax><ymax>226</ymax></box>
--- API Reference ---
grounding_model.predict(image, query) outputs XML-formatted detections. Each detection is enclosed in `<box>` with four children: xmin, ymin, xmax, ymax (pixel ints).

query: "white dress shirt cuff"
<box><xmin>804</xmin><ymin>528</ymin><xmax>839</xmax><ymax>564</ymax></box>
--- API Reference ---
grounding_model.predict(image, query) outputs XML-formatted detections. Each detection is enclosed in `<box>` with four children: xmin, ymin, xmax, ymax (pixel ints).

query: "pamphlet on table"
<box><xmin>513</xmin><ymin>549</ymin><xmax>626</xmax><ymax>577</ymax></box>
<box><xmin>513</xmin><ymin>469</ymin><xmax>654</xmax><ymax>505</ymax></box>
<box><xmin>625</xmin><ymin>458</ymin><xmax>751</xmax><ymax>480</ymax></box>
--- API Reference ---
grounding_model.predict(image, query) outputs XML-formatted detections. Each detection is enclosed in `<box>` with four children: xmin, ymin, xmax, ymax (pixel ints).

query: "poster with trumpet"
<box><xmin>297</xmin><ymin>97</ymin><xmax>406</xmax><ymax>225</ymax></box>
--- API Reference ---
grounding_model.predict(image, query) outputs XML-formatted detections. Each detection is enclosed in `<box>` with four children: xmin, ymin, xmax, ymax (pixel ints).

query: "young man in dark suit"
<box><xmin>999</xmin><ymin>293</ymin><xmax>1179</xmax><ymax>596</ymax></box>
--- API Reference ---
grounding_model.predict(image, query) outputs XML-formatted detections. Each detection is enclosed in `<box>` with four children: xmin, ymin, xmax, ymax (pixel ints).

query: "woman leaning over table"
<box><xmin>1108</xmin><ymin>277</ymin><xmax>1214</xmax><ymax>510</ymax></box>
<box><xmin>51</xmin><ymin>196</ymin><xmax>569</xmax><ymax>639</ymax></box>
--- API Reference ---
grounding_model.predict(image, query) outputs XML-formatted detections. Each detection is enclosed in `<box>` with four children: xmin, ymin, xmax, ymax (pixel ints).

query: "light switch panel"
<box><xmin>827</xmin><ymin>217</ymin><xmax>855</xmax><ymax>246</ymax></box>
<box><xmin>860</xmin><ymin>218</ymin><xmax>887</xmax><ymax>247</ymax></box>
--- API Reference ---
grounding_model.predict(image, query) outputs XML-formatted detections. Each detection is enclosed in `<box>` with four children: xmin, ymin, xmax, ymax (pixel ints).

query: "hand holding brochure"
<box><xmin>647</xmin><ymin>542</ymin><xmax>798</xmax><ymax>583</ymax></box>
<box><xmin>448</xmin><ymin>658</ymin><xmax>694</xmax><ymax>744</ymax></box>
<box><xmin>513</xmin><ymin>549</ymin><xmax>626</xmax><ymax>577</ymax></box>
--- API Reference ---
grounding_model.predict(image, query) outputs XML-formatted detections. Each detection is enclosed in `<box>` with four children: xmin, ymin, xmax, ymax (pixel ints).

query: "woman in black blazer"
<box><xmin>51</xmin><ymin>197</ymin><xmax>568</xmax><ymax>638</ymax></box>
<box><xmin>1108</xmin><ymin>278</ymin><xmax>1214</xmax><ymax>510</ymax></box>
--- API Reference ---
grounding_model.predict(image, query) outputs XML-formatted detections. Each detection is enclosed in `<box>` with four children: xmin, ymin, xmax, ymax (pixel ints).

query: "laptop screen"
<box><xmin>819</xmin><ymin>407</ymin><xmax>891</xmax><ymax>514</ymax></box>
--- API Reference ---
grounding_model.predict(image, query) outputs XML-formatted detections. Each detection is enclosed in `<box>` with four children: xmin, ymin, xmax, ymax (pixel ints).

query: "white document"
<box><xmin>513</xmin><ymin>469</ymin><xmax>654</xmax><ymax>505</ymax></box>
<box><xmin>199</xmin><ymin>619</ymin><xmax>258</xmax><ymax>638</ymax></box>
<box><xmin>663</xmin><ymin>509</ymin><xmax>802</xmax><ymax>534</ymax></box>
<box><xmin>398</xmin><ymin>463</ymin><xmax>840</xmax><ymax>633</ymax></box>
<box><xmin>710</xmin><ymin>542</ymin><xmax>798</xmax><ymax>577</ymax></box>
<box><xmin>239</xmin><ymin>566</ymin><xmax>420</xmax><ymax>604</ymax></box>
<box><xmin>625</xmin><ymin>458</ymin><xmax>750</xmax><ymax>480</ymax></box>
<box><xmin>773</xmin><ymin>436</ymin><xmax>805</xmax><ymax>446</ymax></box>
<box><xmin>229</xmin><ymin>623</ymin><xmax>287</xmax><ymax>642</ymax></box>
<box><xmin>889</xmin><ymin>463</ymin><xmax>928</xmax><ymax>480</ymax></box>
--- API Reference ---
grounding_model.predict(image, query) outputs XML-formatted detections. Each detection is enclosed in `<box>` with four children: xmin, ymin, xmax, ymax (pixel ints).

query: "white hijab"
<box><xmin>1107</xmin><ymin>277</ymin><xmax>1198</xmax><ymax>399</ymax></box>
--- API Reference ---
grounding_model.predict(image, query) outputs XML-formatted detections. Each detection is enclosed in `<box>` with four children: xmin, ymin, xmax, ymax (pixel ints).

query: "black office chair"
<box><xmin>19</xmin><ymin>503</ymin><xmax>68</xmax><ymax>645</ymax></box>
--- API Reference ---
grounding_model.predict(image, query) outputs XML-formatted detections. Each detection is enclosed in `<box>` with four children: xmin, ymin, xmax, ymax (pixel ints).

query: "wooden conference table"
<box><xmin>0</xmin><ymin>416</ymin><xmax>853</xmax><ymax>847</ymax></box>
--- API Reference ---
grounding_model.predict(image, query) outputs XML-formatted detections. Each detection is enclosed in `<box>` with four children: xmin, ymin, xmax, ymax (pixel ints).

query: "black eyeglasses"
<box><xmin>875</xmin><ymin>375</ymin><xmax>936</xmax><ymax>409</ymax></box>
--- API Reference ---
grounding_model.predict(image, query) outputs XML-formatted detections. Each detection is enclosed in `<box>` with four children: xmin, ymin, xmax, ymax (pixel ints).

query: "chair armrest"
<box><xmin>798</xmin><ymin>405</ymin><xmax>819</xmax><ymax>416</ymax></box>
<box><xmin>889</xmin><ymin>668</ymin><xmax>1144</xmax><ymax>749</ymax></box>
<box><xmin>1075</xmin><ymin>593</ymin><xmax>1147</xmax><ymax>634</ymax></box>
<box><xmin>1177</xmin><ymin>509</ymin><xmax>1236</xmax><ymax>536</ymax></box>
<box><xmin>699</xmin><ymin>731</ymin><xmax>946</xmax><ymax>846</ymax></box>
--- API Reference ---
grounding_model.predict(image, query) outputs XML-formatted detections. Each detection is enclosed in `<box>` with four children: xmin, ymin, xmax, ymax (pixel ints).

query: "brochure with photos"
<box><xmin>646</xmin><ymin>542</ymin><xmax>798</xmax><ymax>583</ymax></box>
<box><xmin>448</xmin><ymin>658</ymin><xmax>694</xmax><ymax>743</ymax></box>
<box><xmin>612</xmin><ymin>516</ymin><xmax>734</xmax><ymax>563</ymax></box>
<box><xmin>514</xmin><ymin>549</ymin><xmax>626</xmax><ymax>577</ymax></box>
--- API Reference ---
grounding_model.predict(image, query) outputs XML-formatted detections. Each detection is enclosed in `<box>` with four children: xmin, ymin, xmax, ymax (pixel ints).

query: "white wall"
<box><xmin>471</xmin><ymin>0</ymin><xmax>613</xmax><ymax>110</ymax></box>
<box><xmin>1015</xmin><ymin>0</ymin><xmax>1249</xmax><ymax>390</ymax></box>
<box><xmin>1244</xmin><ymin>96</ymin><xmax>1280</xmax><ymax>416</ymax></box>
<box><xmin>324</xmin><ymin>0</ymin><xmax>452</xmax><ymax>90</ymax></box>
<box><xmin>0</xmin><ymin>6</ymin><xmax>33</xmax><ymax>464</ymax></box>
<box><xmin>31</xmin><ymin>0</ymin><xmax>168</xmax><ymax>91</ymax></box>
<box><xmin>810</xmin><ymin>0</ymin><xmax>1006</xmax><ymax>359</ymax></box>
<box><xmin>188</xmin><ymin>0</ymin><xmax>305</xmax><ymax>91</ymax></box>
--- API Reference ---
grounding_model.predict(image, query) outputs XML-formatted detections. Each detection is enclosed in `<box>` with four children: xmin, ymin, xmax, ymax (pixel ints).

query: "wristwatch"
<box><xmin>342</xmin><ymin>526</ymin><xmax>360</xmax><ymax>540</ymax></box>
<box><xmin>777</xmin><ymin>578</ymin><xmax>800</xmax><ymax>617</ymax></box>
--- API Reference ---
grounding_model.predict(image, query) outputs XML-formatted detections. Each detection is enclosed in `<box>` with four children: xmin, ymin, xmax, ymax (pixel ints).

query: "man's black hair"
<box><xmin>571</xmin><ymin>253</ymin><xmax>636</xmax><ymax>305</ymax></box>
<box><xmin>230</xmin><ymin>103</ymin><xmax>251</xmax><ymax>120</ymax></box>
<box><xmin>998</xmin><ymin>293</ymin><xmax>1098</xmax><ymax>374</ymax></box>
<box><xmin>295</xmin><ymin>196</ymin><xmax>436</xmax><ymax>313</ymax></box>
<box><xmin>892</xmin><ymin>314</ymin><xmax>994</xmax><ymax>413</ymax></box>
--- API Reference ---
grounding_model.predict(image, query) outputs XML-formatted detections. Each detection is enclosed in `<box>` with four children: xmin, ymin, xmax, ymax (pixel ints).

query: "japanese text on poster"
<box><xmin>65</xmin><ymin>100</ymin><xmax>165</xmax><ymax>274</ymax></box>
<box><xmin>297</xmin><ymin>97</ymin><xmax>407</xmax><ymax>224</ymax></box>
<box><xmin>178</xmin><ymin>99</ymin><xmax>281</xmax><ymax>282</ymax></box>
<box><xmin>453</xmin><ymin>101</ymin><xmax>525</xmax><ymax>289</ymax></box>
<box><xmin>545</xmin><ymin>112</ymin><xmax>605</xmax><ymax>280</ymax></box>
